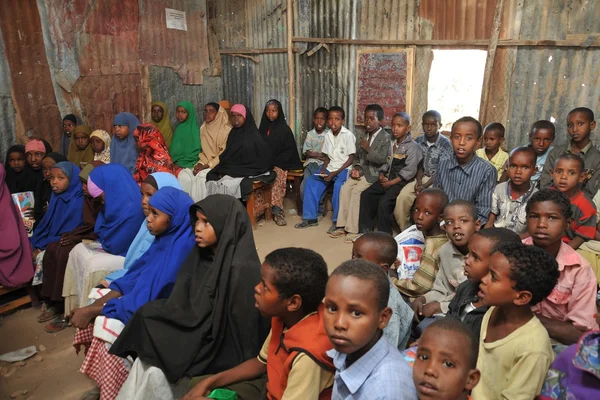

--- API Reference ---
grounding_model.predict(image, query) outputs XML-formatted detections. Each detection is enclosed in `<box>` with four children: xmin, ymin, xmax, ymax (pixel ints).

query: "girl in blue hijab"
<box><xmin>30</xmin><ymin>161</ymin><xmax>84</xmax><ymax>252</ymax></box>
<box><xmin>87</xmin><ymin>164</ymin><xmax>144</xmax><ymax>256</ymax></box>
<box><xmin>110</xmin><ymin>112</ymin><xmax>140</xmax><ymax>173</ymax></box>
<box><xmin>103</xmin><ymin>172</ymin><xmax>182</xmax><ymax>284</ymax></box>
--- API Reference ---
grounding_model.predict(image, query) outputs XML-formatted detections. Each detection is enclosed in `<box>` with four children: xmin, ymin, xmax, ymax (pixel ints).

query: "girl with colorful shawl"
<box><xmin>0</xmin><ymin>164</ymin><xmax>34</xmax><ymax>288</ymax></box>
<box><xmin>111</xmin><ymin>113</ymin><xmax>140</xmax><ymax>173</ymax></box>
<box><xmin>90</xmin><ymin>130</ymin><xmax>111</xmax><ymax>164</ymax></box>
<box><xmin>62</xmin><ymin>164</ymin><xmax>144</xmax><ymax>315</ymax></box>
<box><xmin>71</xmin><ymin>187</ymin><xmax>195</xmax><ymax>400</ymax></box>
<box><xmin>149</xmin><ymin>101</ymin><xmax>174</xmax><ymax>148</ymax></box>
<box><xmin>132</xmin><ymin>124</ymin><xmax>176</xmax><ymax>185</ymax></box>
<box><xmin>4</xmin><ymin>144</ymin><xmax>40</xmax><ymax>194</ymax></box>
<box><xmin>67</xmin><ymin>125</ymin><xmax>95</xmax><ymax>167</ymax></box>
<box><xmin>258</xmin><ymin>99</ymin><xmax>303</xmax><ymax>226</ymax></box>
<box><xmin>38</xmin><ymin>162</ymin><xmax>104</xmax><ymax>330</ymax></box>
<box><xmin>103</xmin><ymin>172</ymin><xmax>182</xmax><ymax>285</ymax></box>
<box><xmin>169</xmin><ymin>101</ymin><xmax>201</xmax><ymax>170</ymax></box>
<box><xmin>177</xmin><ymin>103</ymin><xmax>231</xmax><ymax>201</ymax></box>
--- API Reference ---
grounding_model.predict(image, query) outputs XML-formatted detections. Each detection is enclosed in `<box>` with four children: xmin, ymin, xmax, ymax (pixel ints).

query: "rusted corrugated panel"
<box><xmin>505</xmin><ymin>0</ymin><xmax>600</xmax><ymax>149</ymax></box>
<box><xmin>0</xmin><ymin>27</ymin><xmax>17</xmax><ymax>162</ymax></box>
<box><xmin>419</xmin><ymin>0</ymin><xmax>497</xmax><ymax>40</ymax></box>
<box><xmin>0</xmin><ymin>0</ymin><xmax>62</xmax><ymax>150</ymax></box>
<box><xmin>139</xmin><ymin>0</ymin><xmax>210</xmax><ymax>85</ymax></box>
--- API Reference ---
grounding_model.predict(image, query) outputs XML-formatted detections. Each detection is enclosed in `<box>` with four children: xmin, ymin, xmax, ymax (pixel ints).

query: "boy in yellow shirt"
<box><xmin>476</xmin><ymin>122</ymin><xmax>508</xmax><ymax>182</ymax></box>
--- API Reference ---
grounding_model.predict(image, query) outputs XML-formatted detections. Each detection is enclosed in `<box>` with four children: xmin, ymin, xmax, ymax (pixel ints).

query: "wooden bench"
<box><xmin>0</xmin><ymin>285</ymin><xmax>32</xmax><ymax>315</ymax></box>
<box><xmin>247</xmin><ymin>181</ymin><xmax>273</xmax><ymax>229</ymax></box>
<box><xmin>286</xmin><ymin>170</ymin><xmax>304</xmax><ymax>215</ymax></box>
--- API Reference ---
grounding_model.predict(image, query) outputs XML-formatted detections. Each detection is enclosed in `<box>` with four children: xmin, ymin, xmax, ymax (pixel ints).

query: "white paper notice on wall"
<box><xmin>165</xmin><ymin>8</ymin><xmax>187</xmax><ymax>31</ymax></box>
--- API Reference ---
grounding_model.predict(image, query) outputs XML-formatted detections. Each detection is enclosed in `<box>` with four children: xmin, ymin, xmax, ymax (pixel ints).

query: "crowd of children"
<box><xmin>2</xmin><ymin>102</ymin><xmax>600</xmax><ymax>399</ymax></box>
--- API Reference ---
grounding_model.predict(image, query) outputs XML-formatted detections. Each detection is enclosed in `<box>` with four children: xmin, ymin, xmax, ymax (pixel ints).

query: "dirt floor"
<box><xmin>0</xmin><ymin>204</ymin><xmax>351</xmax><ymax>400</ymax></box>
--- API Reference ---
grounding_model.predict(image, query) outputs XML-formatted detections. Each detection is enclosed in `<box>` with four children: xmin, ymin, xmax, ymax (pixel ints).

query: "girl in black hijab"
<box><xmin>4</xmin><ymin>145</ymin><xmax>40</xmax><ymax>194</ymax></box>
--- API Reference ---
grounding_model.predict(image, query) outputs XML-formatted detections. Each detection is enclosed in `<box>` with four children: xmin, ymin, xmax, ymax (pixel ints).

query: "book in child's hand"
<box><xmin>81</xmin><ymin>239</ymin><xmax>106</xmax><ymax>253</ymax></box>
<box><xmin>394</xmin><ymin>225</ymin><xmax>425</xmax><ymax>280</ymax></box>
<box><xmin>11</xmin><ymin>191</ymin><xmax>35</xmax><ymax>237</ymax></box>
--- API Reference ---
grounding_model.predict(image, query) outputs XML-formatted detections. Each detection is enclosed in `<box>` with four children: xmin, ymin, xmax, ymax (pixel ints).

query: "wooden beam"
<box><xmin>479</xmin><ymin>0</ymin><xmax>505</xmax><ymax>123</ymax></box>
<box><xmin>286</xmin><ymin>0</ymin><xmax>295</xmax><ymax>130</ymax></box>
<box><xmin>219</xmin><ymin>48</ymin><xmax>299</xmax><ymax>55</ymax></box>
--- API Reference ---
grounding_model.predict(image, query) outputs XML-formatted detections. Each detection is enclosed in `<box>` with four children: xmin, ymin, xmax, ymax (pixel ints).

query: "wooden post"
<box><xmin>287</xmin><ymin>0</ymin><xmax>295</xmax><ymax>130</ymax></box>
<box><xmin>479</xmin><ymin>0</ymin><xmax>505</xmax><ymax>124</ymax></box>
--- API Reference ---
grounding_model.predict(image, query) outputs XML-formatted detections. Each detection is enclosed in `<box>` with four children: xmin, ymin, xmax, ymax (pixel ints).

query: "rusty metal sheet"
<box><xmin>0</xmin><ymin>0</ymin><xmax>62</xmax><ymax>150</ymax></box>
<box><xmin>0</xmin><ymin>27</ymin><xmax>17</xmax><ymax>162</ymax></box>
<box><xmin>419</xmin><ymin>0</ymin><xmax>497</xmax><ymax>40</ymax></box>
<box><xmin>139</xmin><ymin>0</ymin><xmax>210</xmax><ymax>85</ymax></box>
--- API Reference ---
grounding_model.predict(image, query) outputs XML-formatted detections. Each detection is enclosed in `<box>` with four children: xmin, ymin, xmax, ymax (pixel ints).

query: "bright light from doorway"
<box><xmin>427</xmin><ymin>49</ymin><xmax>487</xmax><ymax>131</ymax></box>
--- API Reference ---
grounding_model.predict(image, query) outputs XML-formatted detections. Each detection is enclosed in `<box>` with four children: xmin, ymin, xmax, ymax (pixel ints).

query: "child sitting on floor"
<box><xmin>413</xmin><ymin>318</ymin><xmax>481</xmax><ymax>400</ymax></box>
<box><xmin>185</xmin><ymin>248</ymin><xmax>334</xmax><ymax>400</ymax></box>
<box><xmin>391</xmin><ymin>188</ymin><xmax>449</xmax><ymax>299</ymax></box>
<box><xmin>476</xmin><ymin>122</ymin><xmax>509</xmax><ymax>182</ymax></box>
<box><xmin>411</xmin><ymin>200</ymin><xmax>479</xmax><ymax>335</ymax></box>
<box><xmin>550</xmin><ymin>154</ymin><xmax>597</xmax><ymax>250</ymax></box>
<box><xmin>473</xmin><ymin>242</ymin><xmax>559</xmax><ymax>399</ymax></box>
<box><xmin>352</xmin><ymin>232</ymin><xmax>415</xmax><ymax>350</ymax></box>
<box><xmin>486</xmin><ymin>146</ymin><xmax>538</xmax><ymax>236</ymax></box>
<box><xmin>524</xmin><ymin>189</ymin><xmax>599</xmax><ymax>346</ymax></box>
<box><xmin>358</xmin><ymin>112</ymin><xmax>423</xmax><ymax>234</ymax></box>
<box><xmin>301</xmin><ymin>107</ymin><xmax>329</xmax><ymax>198</ymax></box>
<box><xmin>324</xmin><ymin>259</ymin><xmax>418</xmax><ymax>399</ymax></box>
<box><xmin>446</xmin><ymin>228</ymin><xmax>521</xmax><ymax>343</ymax></box>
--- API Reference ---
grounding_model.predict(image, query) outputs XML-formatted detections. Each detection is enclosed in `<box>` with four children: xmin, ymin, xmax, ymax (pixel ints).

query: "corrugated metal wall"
<box><xmin>0</xmin><ymin>27</ymin><xmax>16</xmax><ymax>158</ymax></box>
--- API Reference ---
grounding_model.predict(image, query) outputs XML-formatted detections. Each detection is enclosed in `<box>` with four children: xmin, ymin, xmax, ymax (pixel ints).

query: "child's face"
<box><xmin>203</xmin><ymin>105</ymin><xmax>218</xmax><ymax>124</ymax></box>
<box><xmin>63</xmin><ymin>120</ymin><xmax>75</xmax><ymax>136</ymax></box>
<box><xmin>391</xmin><ymin>115</ymin><xmax>411</xmax><ymax>141</ymax></box>
<box><xmin>364</xmin><ymin>110</ymin><xmax>381</xmax><ymax>133</ymax></box>
<box><xmin>266</xmin><ymin>104</ymin><xmax>279</xmax><ymax>122</ymax></box>
<box><xmin>176</xmin><ymin>106</ymin><xmax>189</xmax><ymax>123</ymax></box>
<box><xmin>140</xmin><ymin>182</ymin><xmax>157</xmax><ymax>217</ymax></box>
<box><xmin>313</xmin><ymin>112</ymin><xmax>327</xmax><ymax>133</ymax></box>
<box><xmin>412</xmin><ymin>193</ymin><xmax>442</xmax><ymax>233</ymax></box>
<box><xmin>151</xmin><ymin>105</ymin><xmax>164</xmax><ymax>123</ymax></box>
<box><xmin>443</xmin><ymin>205</ymin><xmax>480</xmax><ymax>250</ymax></box>
<box><xmin>422</xmin><ymin>116</ymin><xmax>442</xmax><ymax>140</ymax></box>
<box><xmin>507</xmin><ymin>151</ymin><xmax>536</xmax><ymax>186</ymax></box>
<box><xmin>40</xmin><ymin>157</ymin><xmax>56</xmax><ymax>180</ymax></box>
<box><xmin>551</xmin><ymin>158</ymin><xmax>584</xmax><ymax>195</ymax></box>
<box><xmin>90</xmin><ymin>136</ymin><xmax>105</xmax><ymax>154</ymax></box>
<box><xmin>479</xmin><ymin>252</ymin><xmax>520</xmax><ymax>307</ymax></box>
<box><xmin>74</xmin><ymin>131</ymin><xmax>90</xmax><ymax>150</ymax></box>
<box><xmin>194</xmin><ymin>210</ymin><xmax>217</xmax><ymax>248</ymax></box>
<box><xmin>134</xmin><ymin>134</ymin><xmax>143</xmax><ymax>152</ymax></box>
<box><xmin>113</xmin><ymin>124</ymin><xmax>130</xmax><ymax>140</ymax></box>
<box><xmin>351</xmin><ymin>238</ymin><xmax>387</xmax><ymax>270</ymax></box>
<box><xmin>482</xmin><ymin>129</ymin><xmax>504</xmax><ymax>152</ymax></box>
<box><xmin>530</xmin><ymin>128</ymin><xmax>554</xmax><ymax>155</ymax></box>
<box><xmin>231</xmin><ymin>111</ymin><xmax>246</xmax><ymax>128</ymax></box>
<box><xmin>464</xmin><ymin>235</ymin><xmax>495</xmax><ymax>283</ymax></box>
<box><xmin>413</xmin><ymin>327</ymin><xmax>480</xmax><ymax>400</ymax></box>
<box><xmin>450</xmin><ymin>122</ymin><xmax>480</xmax><ymax>163</ymax></box>
<box><xmin>323</xmin><ymin>275</ymin><xmax>391</xmax><ymax>358</ymax></box>
<box><xmin>81</xmin><ymin>179</ymin><xmax>89</xmax><ymax>197</ymax></box>
<box><xmin>146</xmin><ymin>205</ymin><xmax>170</xmax><ymax>236</ymax></box>
<box><xmin>7</xmin><ymin>152</ymin><xmax>25</xmax><ymax>173</ymax></box>
<box><xmin>49</xmin><ymin>167</ymin><xmax>70</xmax><ymax>194</ymax></box>
<box><xmin>254</xmin><ymin>262</ymin><xmax>287</xmax><ymax>317</ymax></box>
<box><xmin>526</xmin><ymin>201</ymin><xmax>568</xmax><ymax>249</ymax></box>
<box><xmin>328</xmin><ymin>111</ymin><xmax>344</xmax><ymax>134</ymax></box>
<box><xmin>567</xmin><ymin>111</ymin><xmax>596</xmax><ymax>144</ymax></box>
<box><xmin>27</xmin><ymin>151</ymin><xmax>45</xmax><ymax>170</ymax></box>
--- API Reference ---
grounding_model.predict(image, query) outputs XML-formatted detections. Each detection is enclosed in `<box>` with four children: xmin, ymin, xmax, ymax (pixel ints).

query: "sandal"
<box><xmin>274</xmin><ymin>213</ymin><xmax>287</xmax><ymax>226</ymax></box>
<box><xmin>37</xmin><ymin>305</ymin><xmax>59</xmax><ymax>323</ymax></box>
<box><xmin>329</xmin><ymin>228</ymin><xmax>346</xmax><ymax>238</ymax></box>
<box><xmin>45</xmin><ymin>315</ymin><xmax>71</xmax><ymax>333</ymax></box>
<box><xmin>344</xmin><ymin>233</ymin><xmax>363</xmax><ymax>244</ymax></box>
<box><xmin>295</xmin><ymin>220</ymin><xmax>318</xmax><ymax>229</ymax></box>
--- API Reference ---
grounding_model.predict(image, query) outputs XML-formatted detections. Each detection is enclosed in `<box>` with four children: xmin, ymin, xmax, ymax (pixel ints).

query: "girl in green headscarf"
<box><xmin>169</xmin><ymin>101</ymin><xmax>201</xmax><ymax>169</ymax></box>
<box><xmin>150</xmin><ymin>101</ymin><xmax>174</xmax><ymax>148</ymax></box>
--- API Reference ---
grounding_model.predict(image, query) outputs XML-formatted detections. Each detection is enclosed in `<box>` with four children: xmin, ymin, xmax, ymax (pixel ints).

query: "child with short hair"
<box><xmin>473</xmin><ymin>242</ymin><xmax>559</xmax><ymax>399</ymax></box>
<box><xmin>541</xmin><ymin>107</ymin><xmax>600</xmax><ymax>198</ymax></box>
<box><xmin>185</xmin><ymin>247</ymin><xmax>334</xmax><ymax>399</ymax></box>
<box><xmin>550</xmin><ymin>154</ymin><xmax>597</xmax><ymax>250</ymax></box>
<box><xmin>359</xmin><ymin>112</ymin><xmax>423</xmax><ymax>234</ymax></box>
<box><xmin>486</xmin><ymin>146</ymin><xmax>538</xmax><ymax>236</ymax></box>
<box><xmin>476</xmin><ymin>122</ymin><xmax>509</xmax><ymax>182</ymax></box>
<box><xmin>524</xmin><ymin>189</ymin><xmax>599</xmax><ymax>345</ymax></box>
<box><xmin>352</xmin><ymin>232</ymin><xmax>415</xmax><ymax>350</ymax></box>
<box><xmin>411</xmin><ymin>200</ymin><xmax>479</xmax><ymax>334</ymax></box>
<box><xmin>324</xmin><ymin>259</ymin><xmax>418</xmax><ymax>399</ymax></box>
<box><xmin>529</xmin><ymin>120</ymin><xmax>556</xmax><ymax>185</ymax></box>
<box><xmin>332</xmin><ymin>104</ymin><xmax>390</xmax><ymax>241</ymax></box>
<box><xmin>434</xmin><ymin>117</ymin><xmax>496</xmax><ymax>224</ymax></box>
<box><xmin>296</xmin><ymin>106</ymin><xmax>356</xmax><ymax>229</ymax></box>
<box><xmin>61</xmin><ymin>114</ymin><xmax>77</xmax><ymax>156</ymax></box>
<box><xmin>394</xmin><ymin>110</ymin><xmax>452</xmax><ymax>231</ymax></box>
<box><xmin>413</xmin><ymin>318</ymin><xmax>481</xmax><ymax>400</ymax></box>
<box><xmin>390</xmin><ymin>188</ymin><xmax>449</xmax><ymax>298</ymax></box>
<box><xmin>301</xmin><ymin>107</ymin><xmax>330</xmax><ymax>198</ymax></box>
<box><xmin>446</xmin><ymin>228</ymin><xmax>522</xmax><ymax>342</ymax></box>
